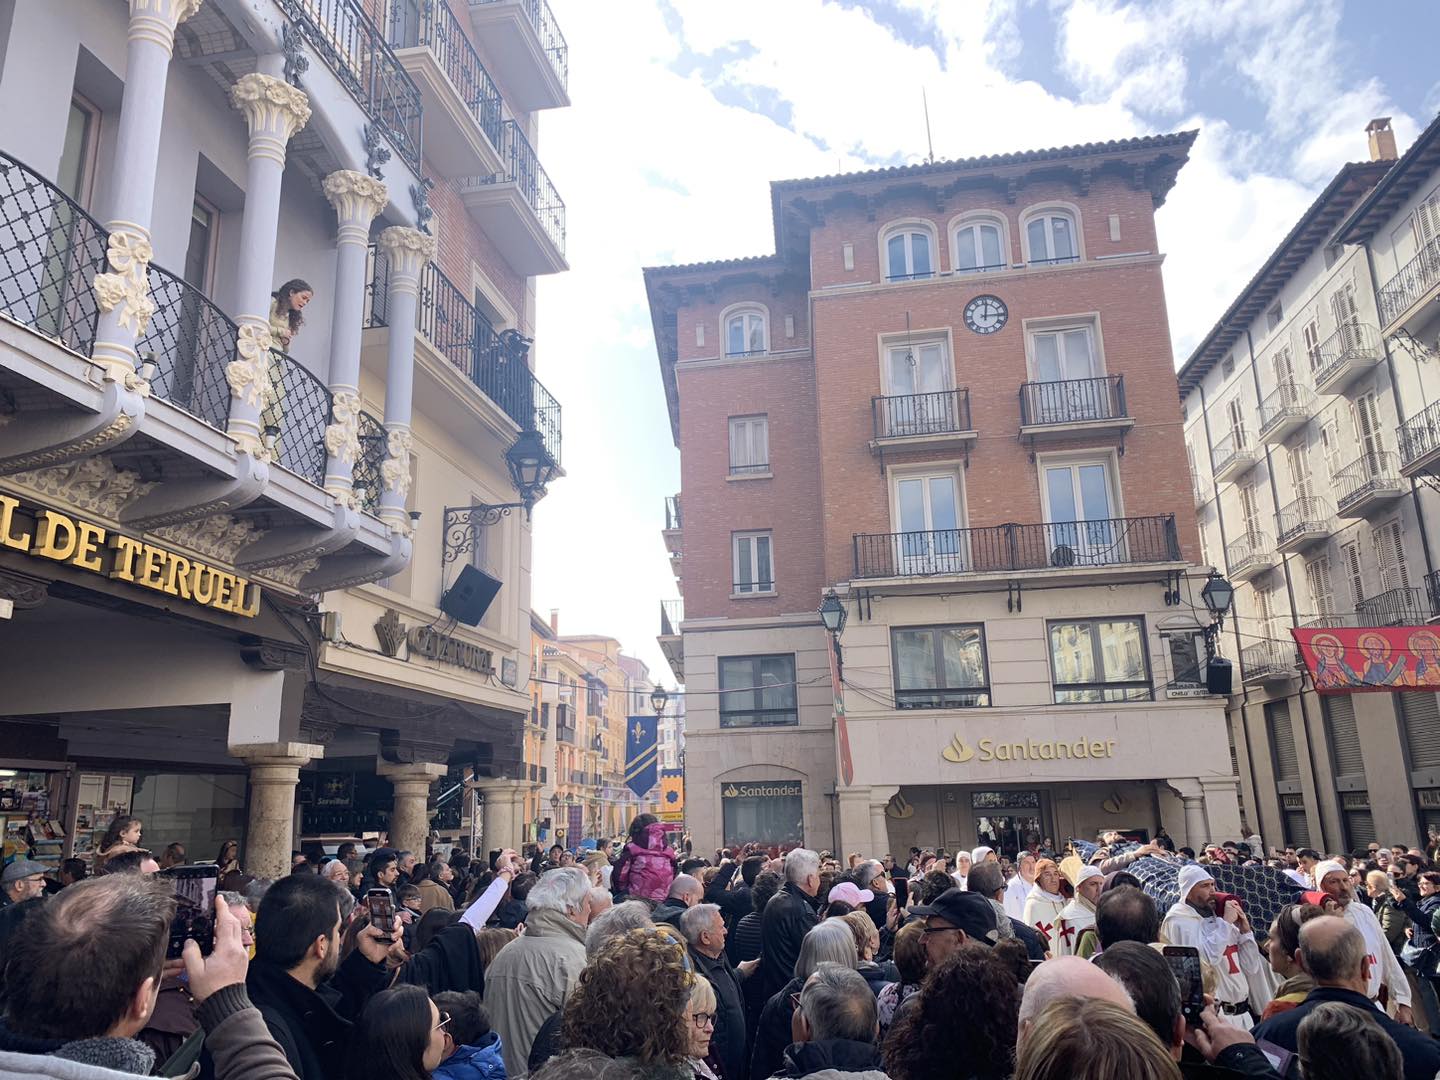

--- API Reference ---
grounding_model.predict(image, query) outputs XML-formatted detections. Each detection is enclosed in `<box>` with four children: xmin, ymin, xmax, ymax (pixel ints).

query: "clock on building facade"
<box><xmin>963</xmin><ymin>294</ymin><xmax>1008</xmax><ymax>335</ymax></box>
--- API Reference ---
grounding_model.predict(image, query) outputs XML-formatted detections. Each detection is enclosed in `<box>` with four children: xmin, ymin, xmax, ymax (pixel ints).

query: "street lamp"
<box><xmin>504</xmin><ymin>427</ymin><xmax>560</xmax><ymax>507</ymax></box>
<box><xmin>1200</xmin><ymin>571</ymin><xmax>1235</xmax><ymax>661</ymax></box>
<box><xmin>651</xmin><ymin>686</ymin><xmax>669</xmax><ymax>715</ymax></box>
<box><xmin>818</xmin><ymin>590</ymin><xmax>847</xmax><ymax>635</ymax></box>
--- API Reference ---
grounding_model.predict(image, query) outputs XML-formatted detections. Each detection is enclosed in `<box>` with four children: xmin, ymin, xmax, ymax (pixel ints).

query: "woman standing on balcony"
<box><xmin>263</xmin><ymin>279</ymin><xmax>313</xmax><ymax>447</ymax></box>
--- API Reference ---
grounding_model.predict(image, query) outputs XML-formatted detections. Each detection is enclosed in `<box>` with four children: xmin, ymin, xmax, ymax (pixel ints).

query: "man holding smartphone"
<box><xmin>1159</xmin><ymin>865</ymin><xmax>1273</xmax><ymax>1027</ymax></box>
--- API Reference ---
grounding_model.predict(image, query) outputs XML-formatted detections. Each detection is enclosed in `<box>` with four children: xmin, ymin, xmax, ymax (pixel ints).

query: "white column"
<box><xmin>474</xmin><ymin>778</ymin><xmax>528</xmax><ymax>854</ymax></box>
<box><xmin>378</xmin><ymin>760</ymin><xmax>448</xmax><ymax>859</ymax></box>
<box><xmin>836</xmin><ymin>785</ymin><xmax>872</xmax><ymax>858</ymax></box>
<box><xmin>375</xmin><ymin>226</ymin><xmax>434</xmax><ymax>532</ymax></box>
<box><xmin>231</xmin><ymin>741</ymin><xmax>323</xmax><ymax>880</ymax></box>
<box><xmin>320</xmin><ymin>171</ymin><xmax>388</xmax><ymax>506</ymax></box>
<box><xmin>1170</xmin><ymin>778</ymin><xmax>1209</xmax><ymax>850</ymax></box>
<box><xmin>90</xmin><ymin>0</ymin><xmax>203</xmax><ymax>383</ymax></box>
<box><xmin>225</xmin><ymin>73</ymin><xmax>311</xmax><ymax>457</ymax></box>
<box><xmin>868</xmin><ymin>785</ymin><xmax>899</xmax><ymax>859</ymax></box>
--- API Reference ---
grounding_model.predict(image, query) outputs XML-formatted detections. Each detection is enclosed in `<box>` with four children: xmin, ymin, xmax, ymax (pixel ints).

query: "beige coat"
<box><xmin>482</xmin><ymin>907</ymin><xmax>587</xmax><ymax>1076</ymax></box>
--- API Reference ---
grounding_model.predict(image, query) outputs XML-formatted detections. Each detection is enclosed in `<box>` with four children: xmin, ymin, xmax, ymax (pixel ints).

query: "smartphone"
<box><xmin>160</xmin><ymin>865</ymin><xmax>218</xmax><ymax>959</ymax></box>
<box><xmin>1162</xmin><ymin>945</ymin><xmax>1205</xmax><ymax>1028</ymax></box>
<box><xmin>366</xmin><ymin>888</ymin><xmax>396</xmax><ymax>943</ymax></box>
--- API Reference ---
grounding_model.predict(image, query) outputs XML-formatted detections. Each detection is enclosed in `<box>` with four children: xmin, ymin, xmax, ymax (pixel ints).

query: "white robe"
<box><xmin>1159</xmin><ymin>902</ymin><xmax>1274</xmax><ymax>1026</ymax></box>
<box><xmin>1342</xmin><ymin>899</ymin><xmax>1412</xmax><ymax>1007</ymax></box>
<box><xmin>1022</xmin><ymin>888</ymin><xmax>1067</xmax><ymax>952</ymax></box>
<box><xmin>951</xmin><ymin>872</ymin><xmax>967</xmax><ymax>891</ymax></box>
<box><xmin>1004</xmin><ymin>875</ymin><xmax>1034</xmax><ymax>921</ymax></box>
<box><xmin>1053</xmin><ymin>896</ymin><xmax>1096</xmax><ymax>957</ymax></box>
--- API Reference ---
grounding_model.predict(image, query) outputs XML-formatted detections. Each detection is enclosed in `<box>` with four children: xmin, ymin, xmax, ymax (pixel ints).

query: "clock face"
<box><xmin>964</xmin><ymin>294</ymin><xmax>1008</xmax><ymax>335</ymax></box>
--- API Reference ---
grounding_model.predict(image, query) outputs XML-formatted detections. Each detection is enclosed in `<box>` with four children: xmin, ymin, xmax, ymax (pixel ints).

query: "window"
<box><xmin>883</xmin><ymin>225</ymin><xmax>934</xmax><ymax>281</ymax></box>
<box><xmin>1373</xmin><ymin>519</ymin><xmax>1410</xmax><ymax>593</ymax></box>
<box><xmin>1331</xmin><ymin>284</ymin><xmax>1361</xmax><ymax>347</ymax></box>
<box><xmin>1351</xmin><ymin>391</ymin><xmax>1384</xmax><ymax>458</ymax></box>
<box><xmin>1042</xmin><ymin>459</ymin><xmax>1119</xmax><ymax>565</ymax></box>
<box><xmin>728</xmin><ymin>415</ymin><xmax>769</xmax><ymax>475</ymax></box>
<box><xmin>884</xmin><ymin>339</ymin><xmax>950</xmax><ymax>397</ymax></box>
<box><xmin>724</xmin><ymin>308</ymin><xmax>767</xmax><ymax>356</ymax></box>
<box><xmin>732</xmin><ymin>531</ymin><xmax>774</xmax><ymax>594</ymax></box>
<box><xmin>718</xmin><ymin>655</ymin><xmax>797</xmax><ymax>727</ymax></box>
<box><xmin>953</xmin><ymin>217</ymin><xmax>1005</xmax><ymax>273</ymax></box>
<box><xmin>1341</xmin><ymin>539</ymin><xmax>1365</xmax><ymax>606</ymax></box>
<box><xmin>1302</xmin><ymin>320</ymin><xmax>1322</xmax><ymax>375</ymax></box>
<box><xmin>1024</xmin><ymin>209</ymin><xmax>1079</xmax><ymax>264</ymax></box>
<box><xmin>183</xmin><ymin>197</ymin><xmax>218</xmax><ymax>293</ymax></box>
<box><xmin>1164</xmin><ymin>630</ymin><xmax>1205</xmax><ymax>688</ymax></box>
<box><xmin>1266</xmin><ymin>302</ymin><xmax>1283</xmax><ymax>331</ymax></box>
<box><xmin>57</xmin><ymin>96</ymin><xmax>99</xmax><ymax>208</ymax></box>
<box><xmin>1031</xmin><ymin>325</ymin><xmax>1097</xmax><ymax>382</ymax></box>
<box><xmin>1271</xmin><ymin>345</ymin><xmax>1294</xmax><ymax>388</ymax></box>
<box><xmin>1305</xmin><ymin>555</ymin><xmax>1336</xmax><ymax>620</ymax></box>
<box><xmin>892</xmin><ymin>624</ymin><xmax>990</xmax><ymax>708</ymax></box>
<box><xmin>1048</xmin><ymin>618</ymin><xmax>1151</xmax><ymax>703</ymax></box>
<box><xmin>894</xmin><ymin>471</ymin><xmax>963</xmax><ymax>573</ymax></box>
<box><xmin>1221</xmin><ymin>354</ymin><xmax>1236</xmax><ymax>378</ymax></box>
<box><xmin>1287</xmin><ymin>442</ymin><xmax>1312</xmax><ymax>501</ymax></box>
<box><xmin>722</xmin><ymin>779</ymin><xmax>803</xmax><ymax>846</ymax></box>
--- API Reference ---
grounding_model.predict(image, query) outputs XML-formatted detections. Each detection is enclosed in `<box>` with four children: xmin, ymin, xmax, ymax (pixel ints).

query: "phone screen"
<box><xmin>366</xmin><ymin>889</ymin><xmax>396</xmax><ymax>941</ymax></box>
<box><xmin>161</xmin><ymin>865</ymin><xmax>218</xmax><ymax>959</ymax></box>
<box><xmin>1162</xmin><ymin>945</ymin><xmax>1205</xmax><ymax>1026</ymax></box>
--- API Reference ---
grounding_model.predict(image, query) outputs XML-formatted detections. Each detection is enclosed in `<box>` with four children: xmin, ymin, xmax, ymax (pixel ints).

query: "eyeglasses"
<box><xmin>433</xmin><ymin>1012</ymin><xmax>452</xmax><ymax>1035</ymax></box>
<box><xmin>691</xmin><ymin>1012</ymin><xmax>715</xmax><ymax>1030</ymax></box>
<box><xmin>922</xmin><ymin>924</ymin><xmax>962</xmax><ymax>936</ymax></box>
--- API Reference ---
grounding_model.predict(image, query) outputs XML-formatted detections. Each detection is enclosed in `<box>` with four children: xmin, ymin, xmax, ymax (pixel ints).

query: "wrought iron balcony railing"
<box><xmin>660</xmin><ymin>599</ymin><xmax>683</xmax><ymax>636</ymax></box>
<box><xmin>1335</xmin><ymin>449</ymin><xmax>1401</xmax><ymax>511</ymax></box>
<box><xmin>1378</xmin><ymin>234</ymin><xmax>1440</xmax><ymax>327</ymax></box>
<box><xmin>665</xmin><ymin>495</ymin><xmax>682</xmax><ymax>531</ymax></box>
<box><xmin>1275</xmin><ymin>496</ymin><xmax>1332</xmax><ymax>546</ymax></box>
<box><xmin>265</xmin><ymin>349</ymin><xmax>333</xmax><ymax>487</ymax></box>
<box><xmin>366</xmin><ymin>245</ymin><xmax>562</xmax><ymax>463</ymax></box>
<box><xmin>1019</xmin><ymin>375</ymin><xmax>1127</xmax><ymax>427</ymax></box>
<box><xmin>1312</xmin><ymin>321</ymin><xmax>1381</xmax><ymax>387</ymax></box>
<box><xmin>476</xmin><ymin>120</ymin><xmax>565</xmax><ymax>256</ymax></box>
<box><xmin>1225</xmin><ymin>531</ymin><xmax>1275</xmax><ymax>576</ymax></box>
<box><xmin>1257</xmin><ymin>381</ymin><xmax>1314</xmax><ymax>438</ymax></box>
<box><xmin>278</xmin><ymin>0</ymin><xmax>424</xmax><ymax>169</ymax></box>
<box><xmin>873</xmin><ymin>388</ymin><xmax>971</xmax><ymax>440</ymax></box>
<box><xmin>851</xmin><ymin>515</ymin><xmax>1179</xmax><ymax>579</ymax></box>
<box><xmin>353</xmin><ymin>408</ymin><xmax>386</xmax><ymax>514</ymax></box>
<box><xmin>387</xmin><ymin>0</ymin><xmax>503</xmax><ymax>147</ymax></box>
<box><xmin>469</xmin><ymin>0</ymin><xmax>569</xmax><ymax>89</ymax></box>
<box><xmin>1356</xmin><ymin>585</ymin><xmax>1435</xmax><ymax>627</ymax></box>
<box><xmin>0</xmin><ymin>150</ymin><xmax>107</xmax><ymax>357</ymax></box>
<box><xmin>1399</xmin><ymin>399</ymin><xmax>1440</xmax><ymax>470</ymax></box>
<box><xmin>1211</xmin><ymin>426</ymin><xmax>1255</xmax><ymax>475</ymax></box>
<box><xmin>1242</xmin><ymin>640</ymin><xmax>1300</xmax><ymax>680</ymax></box>
<box><xmin>137</xmin><ymin>261</ymin><xmax>237</xmax><ymax>434</ymax></box>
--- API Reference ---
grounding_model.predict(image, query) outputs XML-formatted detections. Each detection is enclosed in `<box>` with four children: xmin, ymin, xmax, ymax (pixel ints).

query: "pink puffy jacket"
<box><xmin>615</xmin><ymin>822</ymin><xmax>678</xmax><ymax>901</ymax></box>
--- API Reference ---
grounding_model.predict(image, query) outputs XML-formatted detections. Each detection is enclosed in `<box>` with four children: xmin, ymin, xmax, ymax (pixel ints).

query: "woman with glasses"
<box><xmin>345</xmin><ymin>984</ymin><xmax>452</xmax><ymax>1080</ymax></box>
<box><xmin>685</xmin><ymin>975</ymin><xmax>721</xmax><ymax>1079</ymax></box>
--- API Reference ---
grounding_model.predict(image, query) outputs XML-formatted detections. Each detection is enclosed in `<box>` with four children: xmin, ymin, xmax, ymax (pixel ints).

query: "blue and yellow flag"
<box><xmin>624</xmin><ymin>714</ymin><xmax>659</xmax><ymax>798</ymax></box>
<box><xmin>659</xmin><ymin>768</ymin><xmax>685</xmax><ymax>822</ymax></box>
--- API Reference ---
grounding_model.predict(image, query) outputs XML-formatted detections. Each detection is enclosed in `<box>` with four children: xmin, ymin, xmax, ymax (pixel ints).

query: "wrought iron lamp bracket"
<box><xmin>442</xmin><ymin>503</ymin><xmax>526</xmax><ymax>565</ymax></box>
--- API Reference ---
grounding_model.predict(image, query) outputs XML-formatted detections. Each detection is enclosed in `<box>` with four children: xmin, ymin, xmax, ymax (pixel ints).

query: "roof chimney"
<box><xmin>550</xmin><ymin>608</ymin><xmax>559</xmax><ymax>635</ymax></box>
<box><xmin>1367</xmin><ymin>118</ymin><xmax>1397</xmax><ymax>162</ymax></box>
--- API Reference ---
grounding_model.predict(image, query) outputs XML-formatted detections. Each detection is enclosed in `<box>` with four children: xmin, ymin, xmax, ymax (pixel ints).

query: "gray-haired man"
<box><xmin>776</xmin><ymin>964</ymin><xmax>882</xmax><ymax>1078</ymax></box>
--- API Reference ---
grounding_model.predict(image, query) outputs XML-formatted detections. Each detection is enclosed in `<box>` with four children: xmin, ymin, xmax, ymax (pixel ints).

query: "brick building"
<box><xmin>647</xmin><ymin>132</ymin><xmax>1244</xmax><ymax>857</ymax></box>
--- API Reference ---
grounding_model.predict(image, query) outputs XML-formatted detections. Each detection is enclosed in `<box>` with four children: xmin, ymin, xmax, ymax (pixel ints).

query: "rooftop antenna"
<box><xmin>922</xmin><ymin>88</ymin><xmax>935</xmax><ymax>165</ymax></box>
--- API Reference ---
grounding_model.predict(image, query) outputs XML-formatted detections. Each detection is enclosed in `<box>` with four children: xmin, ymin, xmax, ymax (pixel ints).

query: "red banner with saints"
<box><xmin>1291</xmin><ymin>626</ymin><xmax>1440</xmax><ymax>692</ymax></box>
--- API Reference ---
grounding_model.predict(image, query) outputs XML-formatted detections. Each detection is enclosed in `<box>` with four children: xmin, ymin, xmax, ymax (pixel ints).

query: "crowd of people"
<box><xmin>2</xmin><ymin>813</ymin><xmax>1440</xmax><ymax>1079</ymax></box>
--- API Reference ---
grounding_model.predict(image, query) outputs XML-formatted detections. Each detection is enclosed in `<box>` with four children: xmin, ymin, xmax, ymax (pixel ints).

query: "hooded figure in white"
<box><xmin>1159</xmin><ymin>864</ymin><xmax>1273</xmax><ymax>1028</ymax></box>
<box><xmin>950</xmin><ymin>850</ymin><xmax>972</xmax><ymax>891</ymax></box>
<box><xmin>1054</xmin><ymin>865</ymin><xmax>1103</xmax><ymax>958</ymax></box>
<box><xmin>1314</xmin><ymin>859</ymin><xmax>1413</xmax><ymax>1019</ymax></box>
<box><xmin>1022</xmin><ymin>859</ymin><xmax>1067</xmax><ymax>952</ymax></box>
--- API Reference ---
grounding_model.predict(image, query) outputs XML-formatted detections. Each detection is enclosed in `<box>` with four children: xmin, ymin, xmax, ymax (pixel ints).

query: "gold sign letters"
<box><xmin>942</xmin><ymin>734</ymin><xmax>1116</xmax><ymax>764</ymax></box>
<box><xmin>0</xmin><ymin>496</ymin><xmax>260</xmax><ymax>617</ymax></box>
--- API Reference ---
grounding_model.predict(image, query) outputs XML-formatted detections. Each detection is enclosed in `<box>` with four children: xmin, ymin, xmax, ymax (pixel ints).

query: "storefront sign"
<box><xmin>0</xmin><ymin>497</ymin><xmax>259</xmax><ymax>617</ymax></box>
<box><xmin>722</xmin><ymin>781</ymin><xmax>802</xmax><ymax>799</ymax></box>
<box><xmin>407</xmin><ymin>624</ymin><xmax>494</xmax><ymax>674</ymax></box>
<box><xmin>1293</xmin><ymin>626</ymin><xmax>1440</xmax><ymax>691</ymax></box>
<box><xmin>941</xmin><ymin>734</ymin><xmax>1116</xmax><ymax>764</ymax></box>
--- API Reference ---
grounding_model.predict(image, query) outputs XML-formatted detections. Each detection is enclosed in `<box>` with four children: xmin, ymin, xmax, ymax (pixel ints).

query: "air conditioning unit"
<box><xmin>1050</xmin><ymin>544</ymin><xmax>1077</xmax><ymax>567</ymax></box>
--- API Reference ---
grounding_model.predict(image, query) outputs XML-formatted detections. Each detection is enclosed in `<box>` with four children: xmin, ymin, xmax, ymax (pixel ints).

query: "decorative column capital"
<box><xmin>323</xmin><ymin>170</ymin><xmax>388</xmax><ymax>244</ymax></box>
<box><xmin>128</xmin><ymin>0</ymin><xmax>203</xmax><ymax>54</ymax></box>
<box><xmin>92</xmin><ymin>227</ymin><xmax>156</xmax><ymax>343</ymax></box>
<box><xmin>231</xmin><ymin>73</ymin><xmax>311</xmax><ymax>162</ymax></box>
<box><xmin>324</xmin><ymin>390</ymin><xmax>362</xmax><ymax>468</ymax></box>
<box><xmin>229</xmin><ymin>740</ymin><xmax>324</xmax><ymax>773</ymax></box>
<box><xmin>378</xmin><ymin>227</ymin><xmax>437</xmax><ymax>286</ymax></box>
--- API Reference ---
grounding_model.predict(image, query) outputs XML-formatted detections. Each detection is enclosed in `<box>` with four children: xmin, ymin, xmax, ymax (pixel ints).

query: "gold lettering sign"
<box><xmin>0</xmin><ymin>496</ymin><xmax>260</xmax><ymax>617</ymax></box>
<box><xmin>407</xmin><ymin>624</ymin><xmax>494</xmax><ymax>674</ymax></box>
<box><xmin>942</xmin><ymin>734</ymin><xmax>1117</xmax><ymax>764</ymax></box>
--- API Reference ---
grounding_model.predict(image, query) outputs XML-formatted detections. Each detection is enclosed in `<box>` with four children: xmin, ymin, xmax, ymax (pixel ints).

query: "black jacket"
<box><xmin>750</xmin><ymin>977</ymin><xmax>801</xmax><ymax>1080</ymax></box>
<box><xmin>707</xmin><ymin>862</ymin><xmax>753</xmax><ymax>929</ymax></box>
<box><xmin>729</xmin><ymin>909</ymin><xmax>765</xmax><ymax>965</ymax></box>
<box><xmin>771</xmin><ymin>1037</ymin><xmax>883</xmax><ymax>1078</ymax></box>
<box><xmin>1252</xmin><ymin>986</ymin><xmax>1440</xmax><ymax>1080</ymax></box>
<box><xmin>855</xmin><ymin>960</ymin><xmax>896</xmax><ymax>997</ymax></box>
<box><xmin>691</xmin><ymin>945</ymin><xmax>748</xmax><ymax>1080</ymax></box>
<box><xmin>652</xmin><ymin>897</ymin><xmax>689</xmax><ymax>929</ymax></box>
<box><xmin>1010</xmin><ymin>918</ymin><xmax>1046</xmax><ymax>960</ymax></box>
<box><xmin>1180</xmin><ymin>1044</ymin><xmax>1284</xmax><ymax>1079</ymax></box>
<box><xmin>757</xmin><ymin>883</ymin><xmax>818</xmax><ymax>1001</ymax></box>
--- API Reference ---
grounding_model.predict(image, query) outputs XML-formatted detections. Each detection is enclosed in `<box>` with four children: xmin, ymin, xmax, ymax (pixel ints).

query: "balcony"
<box><xmin>850</xmin><ymin>515</ymin><xmax>1180</xmax><ymax>582</ymax></box>
<box><xmin>458</xmin><ymin>121</ymin><xmax>567</xmax><ymax>275</ymax></box>
<box><xmin>1193</xmin><ymin>478</ymin><xmax>1210</xmax><ymax>509</ymax></box>
<box><xmin>1378</xmin><ymin>235</ymin><xmax>1440</xmax><ymax>332</ymax></box>
<box><xmin>1357</xmin><ymin>586</ymin><xmax>1436</xmax><ymax>627</ymax></box>
<box><xmin>1018</xmin><ymin>375</ymin><xmax>1131</xmax><ymax>444</ymax></box>
<box><xmin>1258</xmin><ymin>382</ymin><xmax>1314</xmax><ymax>444</ymax></box>
<box><xmin>386</xmin><ymin>0</ymin><xmax>504</xmax><ymax>176</ymax></box>
<box><xmin>658</xmin><ymin>599</ymin><xmax>684</xmax><ymax>683</ymax></box>
<box><xmin>1242</xmin><ymin>641</ymin><xmax>1301</xmax><ymax>684</ymax></box>
<box><xmin>365</xmin><ymin>246</ymin><xmax>561</xmax><ymax>464</ymax></box>
<box><xmin>870</xmin><ymin>389</ymin><xmax>975</xmax><ymax>455</ymax></box>
<box><xmin>467</xmin><ymin>0</ymin><xmax>570</xmax><ymax>111</ymax></box>
<box><xmin>1334</xmin><ymin>450</ymin><xmax>1404</xmax><ymax>517</ymax></box>
<box><xmin>278</xmin><ymin>0</ymin><xmax>423</xmax><ymax>170</ymax></box>
<box><xmin>662</xmin><ymin>496</ymin><xmax>682</xmax><ymax>580</ymax></box>
<box><xmin>1211</xmin><ymin>427</ymin><xmax>1258</xmax><ymax>483</ymax></box>
<box><xmin>1274</xmin><ymin>497</ymin><xmax>1332</xmax><ymax>553</ymax></box>
<box><xmin>1225</xmin><ymin>532</ymin><xmax>1277</xmax><ymax>582</ymax></box>
<box><xmin>1312</xmin><ymin>322</ymin><xmax>1382</xmax><ymax>396</ymax></box>
<box><xmin>1399</xmin><ymin>400</ymin><xmax>1440</xmax><ymax>478</ymax></box>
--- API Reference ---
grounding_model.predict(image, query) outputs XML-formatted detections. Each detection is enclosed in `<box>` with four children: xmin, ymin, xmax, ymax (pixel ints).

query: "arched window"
<box><xmin>723</xmin><ymin>306</ymin><xmax>767</xmax><ymax>356</ymax></box>
<box><xmin>952</xmin><ymin>216</ymin><xmax>1006</xmax><ymax>273</ymax></box>
<box><xmin>1023</xmin><ymin>207</ymin><xmax>1080</xmax><ymax>265</ymax></box>
<box><xmin>881</xmin><ymin>223</ymin><xmax>935</xmax><ymax>281</ymax></box>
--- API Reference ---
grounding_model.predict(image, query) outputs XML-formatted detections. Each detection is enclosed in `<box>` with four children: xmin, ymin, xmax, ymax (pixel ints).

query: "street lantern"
<box><xmin>651</xmin><ymin>686</ymin><xmax>669</xmax><ymax>714</ymax></box>
<box><xmin>818</xmin><ymin>590</ymin><xmax>847</xmax><ymax>635</ymax></box>
<box><xmin>1201</xmin><ymin>573</ymin><xmax>1235</xmax><ymax>621</ymax></box>
<box><xmin>504</xmin><ymin>427</ymin><xmax>559</xmax><ymax>508</ymax></box>
<box><xmin>549</xmin><ymin>793</ymin><xmax>560</xmax><ymax>812</ymax></box>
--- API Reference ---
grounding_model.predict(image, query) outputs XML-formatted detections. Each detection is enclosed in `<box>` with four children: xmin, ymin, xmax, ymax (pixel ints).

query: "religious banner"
<box><xmin>659</xmin><ymin>768</ymin><xmax>684</xmax><ymax>822</ymax></box>
<box><xmin>624</xmin><ymin>714</ymin><xmax>659</xmax><ymax>799</ymax></box>
<box><xmin>1291</xmin><ymin>625</ymin><xmax>1440</xmax><ymax>692</ymax></box>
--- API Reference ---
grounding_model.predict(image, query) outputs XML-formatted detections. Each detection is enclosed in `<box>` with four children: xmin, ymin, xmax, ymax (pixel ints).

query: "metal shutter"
<box><xmin>1402</xmin><ymin>692</ymin><xmax>1440</xmax><ymax>770</ymax></box>
<box><xmin>1268</xmin><ymin>700</ymin><xmax>1301</xmax><ymax>781</ymax></box>
<box><xmin>1343</xmin><ymin>809</ymin><xmax>1377</xmax><ymax>849</ymax></box>
<box><xmin>1323</xmin><ymin>696</ymin><xmax>1364</xmax><ymax>778</ymax></box>
<box><xmin>1284</xmin><ymin>809</ymin><xmax>1310</xmax><ymax>849</ymax></box>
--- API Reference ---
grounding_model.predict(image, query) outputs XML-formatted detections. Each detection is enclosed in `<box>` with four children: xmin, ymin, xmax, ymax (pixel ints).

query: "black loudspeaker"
<box><xmin>1206</xmin><ymin>656</ymin><xmax>1233</xmax><ymax>696</ymax></box>
<box><xmin>439</xmin><ymin>564</ymin><xmax>503</xmax><ymax>626</ymax></box>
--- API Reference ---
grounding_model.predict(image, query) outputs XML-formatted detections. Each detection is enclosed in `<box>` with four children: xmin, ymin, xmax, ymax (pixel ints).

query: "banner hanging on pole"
<box><xmin>625</xmin><ymin>714</ymin><xmax>660</xmax><ymax>798</ymax></box>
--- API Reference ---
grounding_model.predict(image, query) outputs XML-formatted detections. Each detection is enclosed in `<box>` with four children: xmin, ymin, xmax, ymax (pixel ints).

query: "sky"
<box><xmin>528</xmin><ymin>0</ymin><xmax>1440</xmax><ymax>683</ymax></box>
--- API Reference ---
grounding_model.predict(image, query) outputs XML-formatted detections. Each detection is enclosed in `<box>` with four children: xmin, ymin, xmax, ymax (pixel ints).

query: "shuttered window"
<box><xmin>1283</xmin><ymin>803</ymin><xmax>1310</xmax><ymax>848</ymax></box>
<box><xmin>1342</xmin><ymin>541</ymin><xmax>1366</xmax><ymax>606</ymax></box>
<box><xmin>1305</xmin><ymin>556</ymin><xmax>1336</xmax><ymax>618</ymax></box>
<box><xmin>1342</xmin><ymin>805</ymin><xmax>1377</xmax><ymax>849</ymax></box>
<box><xmin>1323</xmin><ymin>695</ymin><xmax>1364</xmax><ymax>777</ymax></box>
<box><xmin>1268</xmin><ymin>700</ymin><xmax>1301</xmax><ymax>781</ymax></box>
<box><xmin>1414</xmin><ymin>190</ymin><xmax>1440</xmax><ymax>248</ymax></box>
<box><xmin>1373</xmin><ymin>519</ymin><xmax>1410</xmax><ymax>593</ymax></box>
<box><xmin>1401</xmin><ymin>692</ymin><xmax>1440</xmax><ymax>770</ymax></box>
